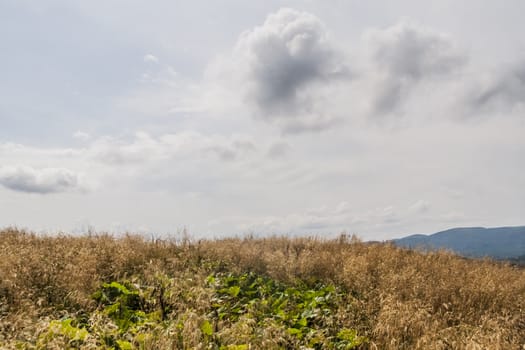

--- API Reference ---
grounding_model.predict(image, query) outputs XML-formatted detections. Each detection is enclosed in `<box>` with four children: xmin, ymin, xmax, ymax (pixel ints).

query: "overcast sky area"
<box><xmin>1</xmin><ymin>0</ymin><xmax>524</xmax><ymax>240</ymax></box>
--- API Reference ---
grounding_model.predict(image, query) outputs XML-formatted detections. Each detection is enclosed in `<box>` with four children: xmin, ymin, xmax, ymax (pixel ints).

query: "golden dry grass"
<box><xmin>0</xmin><ymin>228</ymin><xmax>523</xmax><ymax>349</ymax></box>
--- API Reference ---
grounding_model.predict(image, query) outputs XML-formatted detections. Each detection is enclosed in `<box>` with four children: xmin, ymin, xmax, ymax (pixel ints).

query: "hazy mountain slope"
<box><xmin>393</xmin><ymin>226</ymin><xmax>525</xmax><ymax>259</ymax></box>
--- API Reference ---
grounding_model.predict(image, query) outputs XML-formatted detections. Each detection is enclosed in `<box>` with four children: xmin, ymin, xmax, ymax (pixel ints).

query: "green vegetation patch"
<box><xmin>207</xmin><ymin>272</ymin><xmax>367</xmax><ymax>349</ymax></box>
<box><xmin>27</xmin><ymin>273</ymin><xmax>366</xmax><ymax>349</ymax></box>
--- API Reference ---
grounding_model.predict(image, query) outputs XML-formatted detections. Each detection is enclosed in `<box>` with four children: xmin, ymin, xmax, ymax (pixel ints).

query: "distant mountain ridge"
<box><xmin>393</xmin><ymin>226</ymin><xmax>525</xmax><ymax>259</ymax></box>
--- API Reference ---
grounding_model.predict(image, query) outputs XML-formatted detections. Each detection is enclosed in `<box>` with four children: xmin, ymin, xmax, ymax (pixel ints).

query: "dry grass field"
<box><xmin>0</xmin><ymin>228</ymin><xmax>523</xmax><ymax>349</ymax></box>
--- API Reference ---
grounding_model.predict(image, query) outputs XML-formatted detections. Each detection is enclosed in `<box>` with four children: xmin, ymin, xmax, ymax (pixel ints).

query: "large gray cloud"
<box><xmin>470</xmin><ymin>60</ymin><xmax>525</xmax><ymax>112</ymax></box>
<box><xmin>233</xmin><ymin>8</ymin><xmax>349</xmax><ymax>131</ymax></box>
<box><xmin>0</xmin><ymin>166</ymin><xmax>84</xmax><ymax>194</ymax></box>
<box><xmin>368</xmin><ymin>22</ymin><xmax>466</xmax><ymax>114</ymax></box>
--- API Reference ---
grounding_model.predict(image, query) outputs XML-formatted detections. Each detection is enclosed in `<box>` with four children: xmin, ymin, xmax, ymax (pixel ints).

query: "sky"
<box><xmin>1</xmin><ymin>0</ymin><xmax>524</xmax><ymax>240</ymax></box>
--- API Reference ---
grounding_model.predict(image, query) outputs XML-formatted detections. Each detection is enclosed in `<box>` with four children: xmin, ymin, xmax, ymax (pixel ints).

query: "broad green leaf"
<box><xmin>228</xmin><ymin>285</ymin><xmax>241</xmax><ymax>297</ymax></box>
<box><xmin>116</xmin><ymin>340</ymin><xmax>133</xmax><ymax>350</ymax></box>
<box><xmin>200</xmin><ymin>320</ymin><xmax>213</xmax><ymax>336</ymax></box>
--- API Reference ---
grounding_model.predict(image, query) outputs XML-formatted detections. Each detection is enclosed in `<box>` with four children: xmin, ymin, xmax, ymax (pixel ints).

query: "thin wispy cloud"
<box><xmin>143</xmin><ymin>54</ymin><xmax>159</xmax><ymax>64</ymax></box>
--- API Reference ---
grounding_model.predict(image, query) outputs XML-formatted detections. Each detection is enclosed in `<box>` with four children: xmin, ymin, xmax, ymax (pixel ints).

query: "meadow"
<box><xmin>0</xmin><ymin>228</ymin><xmax>523</xmax><ymax>349</ymax></box>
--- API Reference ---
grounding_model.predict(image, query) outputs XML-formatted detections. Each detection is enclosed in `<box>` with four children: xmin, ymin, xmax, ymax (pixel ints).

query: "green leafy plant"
<box><xmin>208</xmin><ymin>272</ymin><xmax>366</xmax><ymax>349</ymax></box>
<box><xmin>336</xmin><ymin>328</ymin><xmax>367</xmax><ymax>349</ymax></box>
<box><xmin>92</xmin><ymin>281</ymin><xmax>149</xmax><ymax>333</ymax></box>
<box><xmin>37</xmin><ymin>318</ymin><xmax>90</xmax><ymax>348</ymax></box>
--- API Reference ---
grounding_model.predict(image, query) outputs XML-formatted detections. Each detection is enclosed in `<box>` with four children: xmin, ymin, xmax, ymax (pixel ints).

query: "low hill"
<box><xmin>393</xmin><ymin>226</ymin><xmax>525</xmax><ymax>259</ymax></box>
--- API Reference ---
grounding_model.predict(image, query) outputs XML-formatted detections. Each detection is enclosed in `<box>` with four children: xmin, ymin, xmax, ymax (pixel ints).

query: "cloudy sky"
<box><xmin>1</xmin><ymin>0</ymin><xmax>524</xmax><ymax>240</ymax></box>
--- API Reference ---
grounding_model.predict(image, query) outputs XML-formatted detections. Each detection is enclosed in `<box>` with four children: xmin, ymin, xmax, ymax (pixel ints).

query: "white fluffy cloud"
<box><xmin>0</xmin><ymin>166</ymin><xmax>85</xmax><ymax>194</ymax></box>
<box><xmin>213</xmin><ymin>8</ymin><xmax>350</xmax><ymax>133</ymax></box>
<box><xmin>366</xmin><ymin>21</ymin><xmax>466</xmax><ymax>115</ymax></box>
<box><xmin>208</xmin><ymin>15</ymin><xmax>475</xmax><ymax>130</ymax></box>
